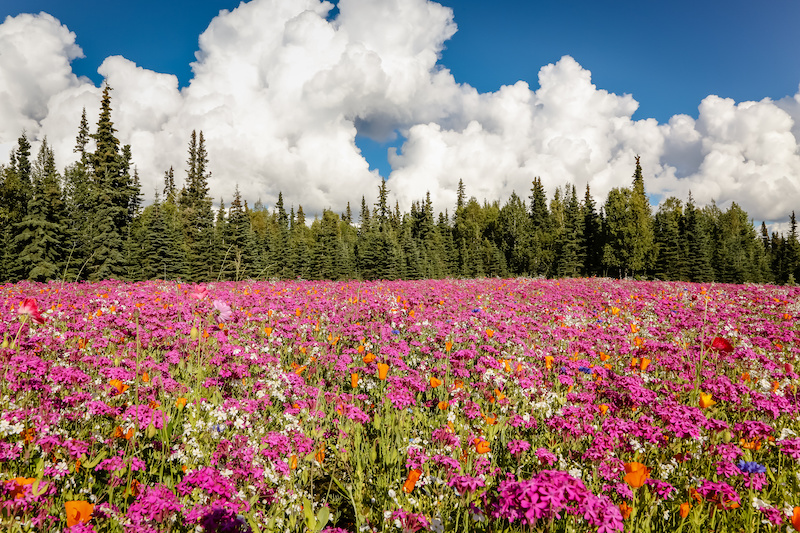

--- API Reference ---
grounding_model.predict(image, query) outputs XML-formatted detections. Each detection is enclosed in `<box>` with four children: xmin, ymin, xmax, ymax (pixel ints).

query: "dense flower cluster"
<box><xmin>0</xmin><ymin>277</ymin><xmax>797</xmax><ymax>532</ymax></box>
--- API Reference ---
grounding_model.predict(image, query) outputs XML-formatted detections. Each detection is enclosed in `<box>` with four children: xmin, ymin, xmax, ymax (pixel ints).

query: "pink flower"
<box><xmin>19</xmin><ymin>298</ymin><xmax>45</xmax><ymax>324</ymax></box>
<box><xmin>190</xmin><ymin>286</ymin><xmax>209</xmax><ymax>300</ymax></box>
<box><xmin>212</xmin><ymin>300</ymin><xmax>233</xmax><ymax>322</ymax></box>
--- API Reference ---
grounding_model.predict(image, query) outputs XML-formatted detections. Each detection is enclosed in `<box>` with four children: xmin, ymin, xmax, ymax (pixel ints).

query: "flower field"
<box><xmin>1</xmin><ymin>278</ymin><xmax>800</xmax><ymax>533</ymax></box>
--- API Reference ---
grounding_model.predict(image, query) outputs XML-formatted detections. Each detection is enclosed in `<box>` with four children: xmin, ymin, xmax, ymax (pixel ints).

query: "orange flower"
<box><xmin>314</xmin><ymin>447</ymin><xmax>325</xmax><ymax>464</ymax></box>
<box><xmin>623</xmin><ymin>462</ymin><xmax>650</xmax><ymax>489</ymax></box>
<box><xmin>599</xmin><ymin>352</ymin><xmax>609</xmax><ymax>362</ymax></box>
<box><xmin>377</xmin><ymin>362</ymin><xmax>389</xmax><ymax>380</ymax></box>
<box><xmin>445</xmin><ymin>341</ymin><xmax>453</xmax><ymax>352</ymax></box>
<box><xmin>65</xmin><ymin>500</ymin><xmax>94</xmax><ymax>527</ymax></box>
<box><xmin>175</xmin><ymin>397</ymin><xmax>187</xmax><ymax>410</ymax></box>
<box><xmin>264</xmin><ymin>327</ymin><xmax>272</xmax><ymax>336</ymax></box>
<box><xmin>598</xmin><ymin>404</ymin><xmax>609</xmax><ymax>416</ymax></box>
<box><xmin>740</xmin><ymin>438</ymin><xmax>762</xmax><ymax>451</ymax></box>
<box><xmin>351</xmin><ymin>373</ymin><xmax>359</xmax><ymax>389</ymax></box>
<box><xmin>473</xmin><ymin>438</ymin><xmax>491</xmax><ymax>454</ymax></box>
<box><xmin>294</xmin><ymin>365</ymin><xmax>307</xmax><ymax>376</ymax></box>
<box><xmin>486</xmin><ymin>328</ymin><xmax>494</xmax><ymax>338</ymax></box>
<box><xmin>290</xmin><ymin>455</ymin><xmax>298</xmax><ymax>470</ymax></box>
<box><xmin>109</xmin><ymin>379</ymin><xmax>129</xmax><ymax>396</ymax></box>
<box><xmin>639</xmin><ymin>357</ymin><xmax>651</xmax><ymax>371</ymax></box>
<box><xmin>113</xmin><ymin>426</ymin><xmax>134</xmax><ymax>440</ymax></box>
<box><xmin>791</xmin><ymin>507</ymin><xmax>800</xmax><ymax>531</ymax></box>
<box><xmin>127</xmin><ymin>479</ymin><xmax>141</xmax><ymax>497</ymax></box>
<box><xmin>699</xmin><ymin>392</ymin><xmax>716</xmax><ymax>409</ymax></box>
<box><xmin>544</xmin><ymin>355</ymin><xmax>554</xmax><ymax>370</ymax></box>
<box><xmin>402</xmin><ymin>469</ymin><xmax>422</xmax><ymax>493</ymax></box>
<box><xmin>430</xmin><ymin>376</ymin><xmax>443</xmax><ymax>388</ymax></box>
<box><xmin>141</xmin><ymin>371</ymin><xmax>150</xmax><ymax>383</ymax></box>
<box><xmin>679</xmin><ymin>502</ymin><xmax>691</xmax><ymax>518</ymax></box>
<box><xmin>619</xmin><ymin>502</ymin><xmax>632</xmax><ymax>519</ymax></box>
<box><xmin>22</xmin><ymin>427</ymin><xmax>35</xmax><ymax>444</ymax></box>
<box><xmin>363</xmin><ymin>352</ymin><xmax>376</xmax><ymax>364</ymax></box>
<box><xmin>8</xmin><ymin>477</ymin><xmax>35</xmax><ymax>499</ymax></box>
<box><xmin>484</xmin><ymin>414</ymin><xmax>497</xmax><ymax>425</ymax></box>
<box><xmin>437</xmin><ymin>401</ymin><xmax>449</xmax><ymax>410</ymax></box>
<box><xmin>689</xmin><ymin>488</ymin><xmax>702</xmax><ymax>503</ymax></box>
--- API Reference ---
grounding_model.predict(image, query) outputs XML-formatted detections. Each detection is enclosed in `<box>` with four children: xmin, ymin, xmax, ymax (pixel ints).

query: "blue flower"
<box><xmin>737</xmin><ymin>460</ymin><xmax>766</xmax><ymax>474</ymax></box>
<box><xmin>578</xmin><ymin>366</ymin><xmax>593</xmax><ymax>374</ymax></box>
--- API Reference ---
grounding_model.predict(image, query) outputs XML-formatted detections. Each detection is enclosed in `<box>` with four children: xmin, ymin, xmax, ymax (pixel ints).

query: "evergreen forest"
<box><xmin>1</xmin><ymin>87</ymin><xmax>799</xmax><ymax>285</ymax></box>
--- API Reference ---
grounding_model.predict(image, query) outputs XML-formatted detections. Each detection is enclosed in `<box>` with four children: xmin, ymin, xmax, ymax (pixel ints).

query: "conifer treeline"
<box><xmin>1</xmin><ymin>88</ymin><xmax>799</xmax><ymax>284</ymax></box>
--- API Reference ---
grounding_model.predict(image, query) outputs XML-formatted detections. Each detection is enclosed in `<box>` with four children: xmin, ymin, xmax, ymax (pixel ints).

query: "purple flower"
<box><xmin>507</xmin><ymin>439</ymin><xmax>531</xmax><ymax>456</ymax></box>
<box><xmin>737</xmin><ymin>460</ymin><xmax>766</xmax><ymax>474</ymax></box>
<box><xmin>535</xmin><ymin>447</ymin><xmax>557</xmax><ymax>466</ymax></box>
<box><xmin>448</xmin><ymin>475</ymin><xmax>485</xmax><ymax>495</ymax></box>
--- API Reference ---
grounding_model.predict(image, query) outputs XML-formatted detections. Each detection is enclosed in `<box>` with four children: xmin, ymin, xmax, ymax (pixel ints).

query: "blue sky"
<box><xmin>5</xmin><ymin>0</ymin><xmax>800</xmax><ymax>178</ymax></box>
<box><xmin>1</xmin><ymin>0</ymin><xmax>799</xmax><ymax>223</ymax></box>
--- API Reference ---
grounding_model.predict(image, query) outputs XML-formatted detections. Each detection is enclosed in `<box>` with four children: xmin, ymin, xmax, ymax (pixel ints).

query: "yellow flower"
<box><xmin>699</xmin><ymin>392</ymin><xmax>716</xmax><ymax>409</ymax></box>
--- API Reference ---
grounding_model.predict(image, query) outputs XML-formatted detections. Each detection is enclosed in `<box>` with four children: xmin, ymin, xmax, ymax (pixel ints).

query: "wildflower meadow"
<box><xmin>1</xmin><ymin>277</ymin><xmax>799</xmax><ymax>533</ymax></box>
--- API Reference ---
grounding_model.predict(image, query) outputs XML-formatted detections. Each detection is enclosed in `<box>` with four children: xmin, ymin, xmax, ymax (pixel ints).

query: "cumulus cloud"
<box><xmin>0</xmin><ymin>0</ymin><xmax>799</xmax><ymax>225</ymax></box>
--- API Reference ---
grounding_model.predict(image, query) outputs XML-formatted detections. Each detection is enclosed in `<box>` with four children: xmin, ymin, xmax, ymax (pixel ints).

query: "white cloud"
<box><xmin>0</xmin><ymin>1</ymin><xmax>798</xmax><ymax>226</ymax></box>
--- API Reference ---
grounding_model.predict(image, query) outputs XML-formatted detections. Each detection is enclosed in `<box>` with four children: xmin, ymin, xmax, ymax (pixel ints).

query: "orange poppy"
<box><xmin>639</xmin><ymin>357</ymin><xmax>651</xmax><ymax>371</ymax></box>
<box><xmin>402</xmin><ymin>469</ymin><xmax>422</xmax><ymax>493</ymax></box>
<box><xmin>290</xmin><ymin>455</ymin><xmax>298</xmax><ymax>470</ymax></box>
<box><xmin>175</xmin><ymin>397</ymin><xmax>188</xmax><ymax>410</ymax></box>
<box><xmin>792</xmin><ymin>507</ymin><xmax>800</xmax><ymax>531</ymax></box>
<box><xmin>8</xmin><ymin>477</ymin><xmax>35</xmax><ymax>499</ymax></box>
<box><xmin>430</xmin><ymin>377</ymin><xmax>443</xmax><ymax>388</ymax></box>
<box><xmin>445</xmin><ymin>341</ymin><xmax>453</xmax><ymax>352</ymax></box>
<box><xmin>623</xmin><ymin>462</ymin><xmax>650</xmax><ymax>489</ymax></box>
<box><xmin>314</xmin><ymin>447</ymin><xmax>325</xmax><ymax>464</ymax></box>
<box><xmin>377</xmin><ymin>362</ymin><xmax>389</xmax><ymax>380</ymax></box>
<box><xmin>351</xmin><ymin>373</ymin><xmax>359</xmax><ymax>389</ymax></box>
<box><xmin>619</xmin><ymin>502</ymin><xmax>632</xmax><ymax>519</ymax></box>
<box><xmin>485</xmin><ymin>329</ymin><xmax>494</xmax><ymax>338</ymax></box>
<box><xmin>109</xmin><ymin>379</ymin><xmax>128</xmax><ymax>396</ymax></box>
<box><xmin>473</xmin><ymin>438</ymin><xmax>491</xmax><ymax>454</ymax></box>
<box><xmin>65</xmin><ymin>500</ymin><xmax>94</xmax><ymax>527</ymax></box>
<box><xmin>363</xmin><ymin>352</ymin><xmax>376</xmax><ymax>364</ymax></box>
<box><xmin>699</xmin><ymin>392</ymin><xmax>716</xmax><ymax>409</ymax></box>
<box><xmin>598</xmin><ymin>404</ymin><xmax>609</xmax><ymax>416</ymax></box>
<box><xmin>679</xmin><ymin>502</ymin><xmax>691</xmax><ymax>518</ymax></box>
<box><xmin>545</xmin><ymin>355</ymin><xmax>554</xmax><ymax>369</ymax></box>
<box><xmin>437</xmin><ymin>401</ymin><xmax>449</xmax><ymax>410</ymax></box>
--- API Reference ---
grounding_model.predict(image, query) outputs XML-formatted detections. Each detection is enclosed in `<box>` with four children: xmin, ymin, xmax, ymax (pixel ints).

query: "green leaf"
<box><xmin>315</xmin><ymin>507</ymin><xmax>330</xmax><ymax>532</ymax></box>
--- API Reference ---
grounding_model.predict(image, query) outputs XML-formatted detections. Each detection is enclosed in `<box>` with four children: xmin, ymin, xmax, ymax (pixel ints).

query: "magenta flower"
<box><xmin>18</xmin><ymin>298</ymin><xmax>45</xmax><ymax>324</ymax></box>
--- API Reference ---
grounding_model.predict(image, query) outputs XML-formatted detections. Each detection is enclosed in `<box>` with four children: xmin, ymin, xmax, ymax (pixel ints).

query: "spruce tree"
<box><xmin>582</xmin><ymin>184</ymin><xmax>602</xmax><ymax>276</ymax></box>
<box><xmin>556</xmin><ymin>185</ymin><xmax>584</xmax><ymax>277</ymax></box>
<box><xmin>629</xmin><ymin>156</ymin><xmax>655</xmax><ymax>276</ymax></box>
<box><xmin>86</xmin><ymin>86</ymin><xmax>130</xmax><ymax>280</ymax></box>
<box><xmin>684</xmin><ymin>193</ymin><xmax>714</xmax><ymax>282</ymax></box>
<box><xmin>179</xmin><ymin>131</ymin><xmax>216</xmax><ymax>281</ymax></box>
<box><xmin>14</xmin><ymin>139</ymin><xmax>66</xmax><ymax>281</ymax></box>
<box><xmin>654</xmin><ymin>197</ymin><xmax>687</xmax><ymax>280</ymax></box>
<box><xmin>528</xmin><ymin>177</ymin><xmax>552</xmax><ymax>276</ymax></box>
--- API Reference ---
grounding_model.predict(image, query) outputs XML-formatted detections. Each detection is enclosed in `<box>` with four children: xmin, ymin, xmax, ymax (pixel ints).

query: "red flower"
<box><xmin>18</xmin><ymin>298</ymin><xmax>45</xmax><ymax>324</ymax></box>
<box><xmin>708</xmin><ymin>337</ymin><xmax>733</xmax><ymax>353</ymax></box>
